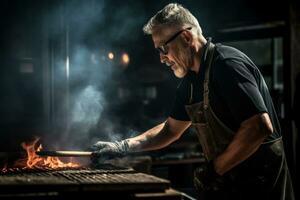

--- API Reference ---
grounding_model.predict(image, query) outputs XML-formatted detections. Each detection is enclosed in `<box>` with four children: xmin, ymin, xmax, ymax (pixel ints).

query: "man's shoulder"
<box><xmin>214</xmin><ymin>43</ymin><xmax>246</xmax><ymax>61</ymax></box>
<box><xmin>210</xmin><ymin>44</ymin><xmax>258</xmax><ymax>84</ymax></box>
<box><xmin>212</xmin><ymin>43</ymin><xmax>257</xmax><ymax>73</ymax></box>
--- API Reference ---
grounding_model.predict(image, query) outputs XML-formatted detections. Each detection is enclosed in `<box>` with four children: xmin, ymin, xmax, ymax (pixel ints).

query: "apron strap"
<box><xmin>203</xmin><ymin>42</ymin><xmax>215</xmax><ymax>110</ymax></box>
<box><xmin>202</xmin><ymin>41</ymin><xmax>235</xmax><ymax>136</ymax></box>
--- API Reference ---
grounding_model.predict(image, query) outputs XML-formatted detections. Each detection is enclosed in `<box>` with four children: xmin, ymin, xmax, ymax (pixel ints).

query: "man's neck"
<box><xmin>191</xmin><ymin>37</ymin><xmax>207</xmax><ymax>74</ymax></box>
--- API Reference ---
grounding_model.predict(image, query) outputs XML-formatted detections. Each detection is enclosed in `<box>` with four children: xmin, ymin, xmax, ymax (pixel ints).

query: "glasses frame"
<box><xmin>157</xmin><ymin>27</ymin><xmax>192</xmax><ymax>55</ymax></box>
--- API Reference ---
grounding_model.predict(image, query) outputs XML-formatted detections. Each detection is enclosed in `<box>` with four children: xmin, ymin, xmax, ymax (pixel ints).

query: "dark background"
<box><xmin>0</xmin><ymin>0</ymin><xmax>298</xmax><ymax>195</ymax></box>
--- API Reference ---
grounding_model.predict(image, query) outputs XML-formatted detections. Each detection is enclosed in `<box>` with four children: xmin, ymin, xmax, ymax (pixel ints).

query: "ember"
<box><xmin>1</xmin><ymin>138</ymin><xmax>80</xmax><ymax>173</ymax></box>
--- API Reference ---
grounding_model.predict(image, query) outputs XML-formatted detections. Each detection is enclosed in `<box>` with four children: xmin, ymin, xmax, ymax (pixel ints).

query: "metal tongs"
<box><xmin>36</xmin><ymin>151</ymin><xmax>93</xmax><ymax>157</ymax></box>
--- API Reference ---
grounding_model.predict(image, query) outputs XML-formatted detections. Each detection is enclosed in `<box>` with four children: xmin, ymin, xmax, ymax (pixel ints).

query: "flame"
<box><xmin>1</xmin><ymin>138</ymin><xmax>80</xmax><ymax>172</ymax></box>
<box><xmin>21</xmin><ymin>138</ymin><xmax>43</xmax><ymax>168</ymax></box>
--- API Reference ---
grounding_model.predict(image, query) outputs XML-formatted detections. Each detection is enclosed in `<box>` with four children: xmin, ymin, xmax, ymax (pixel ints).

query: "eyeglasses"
<box><xmin>156</xmin><ymin>27</ymin><xmax>192</xmax><ymax>55</ymax></box>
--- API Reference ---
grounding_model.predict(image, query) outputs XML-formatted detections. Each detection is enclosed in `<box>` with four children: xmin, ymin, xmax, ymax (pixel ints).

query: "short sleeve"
<box><xmin>214</xmin><ymin>59</ymin><xmax>268</xmax><ymax>123</ymax></box>
<box><xmin>169</xmin><ymin>83</ymin><xmax>191</xmax><ymax>121</ymax></box>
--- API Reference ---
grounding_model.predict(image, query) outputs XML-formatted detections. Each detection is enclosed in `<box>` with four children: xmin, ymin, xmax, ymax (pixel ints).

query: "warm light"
<box><xmin>121</xmin><ymin>53</ymin><xmax>130</xmax><ymax>66</ymax></box>
<box><xmin>108</xmin><ymin>52</ymin><xmax>114</xmax><ymax>60</ymax></box>
<box><xmin>1</xmin><ymin>138</ymin><xmax>80</xmax><ymax>172</ymax></box>
<box><xmin>23</xmin><ymin>138</ymin><xmax>80</xmax><ymax>169</ymax></box>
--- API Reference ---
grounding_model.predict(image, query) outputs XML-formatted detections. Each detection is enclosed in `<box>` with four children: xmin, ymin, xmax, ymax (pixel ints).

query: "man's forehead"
<box><xmin>151</xmin><ymin>26</ymin><xmax>181</xmax><ymax>47</ymax></box>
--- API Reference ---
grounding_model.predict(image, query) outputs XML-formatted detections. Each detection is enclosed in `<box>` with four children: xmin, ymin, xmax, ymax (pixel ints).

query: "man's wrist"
<box><xmin>121</xmin><ymin>139</ymin><xmax>130</xmax><ymax>153</ymax></box>
<box><xmin>208</xmin><ymin>160</ymin><xmax>222</xmax><ymax>177</ymax></box>
<box><xmin>213</xmin><ymin>157</ymin><xmax>224</xmax><ymax>176</ymax></box>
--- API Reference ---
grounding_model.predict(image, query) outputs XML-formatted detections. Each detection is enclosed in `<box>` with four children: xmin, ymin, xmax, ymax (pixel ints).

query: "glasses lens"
<box><xmin>157</xmin><ymin>46</ymin><xmax>167</xmax><ymax>55</ymax></box>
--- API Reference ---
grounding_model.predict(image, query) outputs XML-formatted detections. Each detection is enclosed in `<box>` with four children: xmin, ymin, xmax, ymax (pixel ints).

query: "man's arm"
<box><xmin>127</xmin><ymin>117</ymin><xmax>191</xmax><ymax>152</ymax></box>
<box><xmin>214</xmin><ymin>112</ymin><xmax>273</xmax><ymax>175</ymax></box>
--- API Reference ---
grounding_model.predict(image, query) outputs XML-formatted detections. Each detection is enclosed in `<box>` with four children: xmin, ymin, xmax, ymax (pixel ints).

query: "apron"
<box><xmin>185</xmin><ymin>42</ymin><xmax>234</xmax><ymax>162</ymax></box>
<box><xmin>185</xmin><ymin>41</ymin><xmax>295</xmax><ymax>200</ymax></box>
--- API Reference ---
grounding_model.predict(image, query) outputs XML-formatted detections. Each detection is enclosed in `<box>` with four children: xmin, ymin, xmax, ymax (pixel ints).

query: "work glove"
<box><xmin>193</xmin><ymin>160</ymin><xmax>224</xmax><ymax>192</ymax></box>
<box><xmin>90</xmin><ymin>140</ymin><xmax>130</xmax><ymax>162</ymax></box>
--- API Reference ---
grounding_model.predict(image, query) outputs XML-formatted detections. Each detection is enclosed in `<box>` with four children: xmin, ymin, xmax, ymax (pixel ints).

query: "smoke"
<box><xmin>71</xmin><ymin>85</ymin><xmax>104</xmax><ymax>127</ymax></box>
<box><xmin>100</xmin><ymin>3</ymin><xmax>147</xmax><ymax>43</ymax></box>
<box><xmin>42</xmin><ymin>0</ymin><xmax>147</xmax><ymax>149</ymax></box>
<box><xmin>89</xmin><ymin>121</ymin><xmax>140</xmax><ymax>144</ymax></box>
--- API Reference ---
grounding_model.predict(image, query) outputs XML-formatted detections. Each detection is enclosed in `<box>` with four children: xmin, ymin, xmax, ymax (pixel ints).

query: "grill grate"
<box><xmin>60</xmin><ymin>171</ymin><xmax>167</xmax><ymax>184</ymax></box>
<box><xmin>0</xmin><ymin>164</ymin><xmax>170</xmax><ymax>194</ymax></box>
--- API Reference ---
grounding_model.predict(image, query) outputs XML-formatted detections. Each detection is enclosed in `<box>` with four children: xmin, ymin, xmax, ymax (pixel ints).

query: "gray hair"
<box><xmin>143</xmin><ymin>3</ymin><xmax>202</xmax><ymax>36</ymax></box>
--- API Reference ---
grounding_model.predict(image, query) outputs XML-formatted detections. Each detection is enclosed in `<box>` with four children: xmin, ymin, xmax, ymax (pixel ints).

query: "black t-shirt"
<box><xmin>170</xmin><ymin>41</ymin><xmax>281</xmax><ymax>142</ymax></box>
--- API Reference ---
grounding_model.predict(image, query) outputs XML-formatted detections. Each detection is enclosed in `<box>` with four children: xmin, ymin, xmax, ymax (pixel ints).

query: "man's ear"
<box><xmin>181</xmin><ymin>30</ymin><xmax>193</xmax><ymax>45</ymax></box>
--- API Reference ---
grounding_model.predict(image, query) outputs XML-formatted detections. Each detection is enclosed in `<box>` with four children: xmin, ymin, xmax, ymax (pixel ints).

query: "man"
<box><xmin>91</xmin><ymin>3</ymin><xmax>294</xmax><ymax>200</ymax></box>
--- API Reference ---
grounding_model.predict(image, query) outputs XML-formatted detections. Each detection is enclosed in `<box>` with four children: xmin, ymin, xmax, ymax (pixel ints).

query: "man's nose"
<box><xmin>160</xmin><ymin>53</ymin><xmax>168</xmax><ymax>64</ymax></box>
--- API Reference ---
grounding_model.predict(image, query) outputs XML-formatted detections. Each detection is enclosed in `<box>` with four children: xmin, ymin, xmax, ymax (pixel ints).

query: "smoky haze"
<box><xmin>0</xmin><ymin>0</ymin><xmax>175</xmax><ymax>152</ymax></box>
<box><xmin>41</xmin><ymin>0</ymin><xmax>146</xmax><ymax>150</ymax></box>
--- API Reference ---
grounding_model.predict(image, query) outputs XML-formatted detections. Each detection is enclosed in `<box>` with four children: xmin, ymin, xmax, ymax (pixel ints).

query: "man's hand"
<box><xmin>90</xmin><ymin>140</ymin><xmax>129</xmax><ymax>162</ymax></box>
<box><xmin>193</xmin><ymin>161</ymin><xmax>224</xmax><ymax>192</ymax></box>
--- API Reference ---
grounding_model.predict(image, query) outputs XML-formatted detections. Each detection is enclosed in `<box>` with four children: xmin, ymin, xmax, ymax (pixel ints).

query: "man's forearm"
<box><xmin>126</xmin><ymin>122</ymin><xmax>174</xmax><ymax>152</ymax></box>
<box><xmin>126</xmin><ymin>118</ymin><xmax>191</xmax><ymax>152</ymax></box>
<box><xmin>214</xmin><ymin>113</ymin><xmax>273</xmax><ymax>175</ymax></box>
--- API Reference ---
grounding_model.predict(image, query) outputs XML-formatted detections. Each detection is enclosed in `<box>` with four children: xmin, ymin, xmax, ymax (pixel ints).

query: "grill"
<box><xmin>0</xmin><ymin>164</ymin><xmax>173</xmax><ymax>199</ymax></box>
